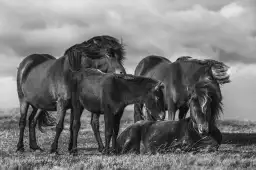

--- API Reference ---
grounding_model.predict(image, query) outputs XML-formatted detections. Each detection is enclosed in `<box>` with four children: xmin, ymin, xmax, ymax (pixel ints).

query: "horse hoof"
<box><xmin>110</xmin><ymin>148</ymin><xmax>118</xmax><ymax>155</ymax></box>
<box><xmin>30</xmin><ymin>146</ymin><xmax>44</xmax><ymax>152</ymax></box>
<box><xmin>102</xmin><ymin>149</ymin><xmax>110</xmax><ymax>155</ymax></box>
<box><xmin>98</xmin><ymin>147</ymin><xmax>104</xmax><ymax>153</ymax></box>
<box><xmin>16</xmin><ymin>147</ymin><xmax>25</xmax><ymax>153</ymax></box>
<box><xmin>50</xmin><ymin>151</ymin><xmax>59</xmax><ymax>156</ymax></box>
<box><xmin>50</xmin><ymin>148</ymin><xmax>59</xmax><ymax>155</ymax></box>
<box><xmin>70</xmin><ymin>148</ymin><xmax>78</xmax><ymax>156</ymax></box>
<box><xmin>72</xmin><ymin>152</ymin><xmax>78</xmax><ymax>156</ymax></box>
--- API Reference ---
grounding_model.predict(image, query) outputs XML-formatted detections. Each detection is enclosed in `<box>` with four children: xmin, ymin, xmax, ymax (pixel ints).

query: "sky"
<box><xmin>0</xmin><ymin>0</ymin><xmax>255</xmax><ymax>120</ymax></box>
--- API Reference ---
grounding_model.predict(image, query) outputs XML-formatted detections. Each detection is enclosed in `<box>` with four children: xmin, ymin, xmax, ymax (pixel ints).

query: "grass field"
<box><xmin>1</xmin><ymin>108</ymin><xmax>256</xmax><ymax>170</ymax></box>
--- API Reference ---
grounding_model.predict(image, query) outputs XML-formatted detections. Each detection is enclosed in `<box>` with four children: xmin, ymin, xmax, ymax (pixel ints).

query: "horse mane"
<box><xmin>189</xmin><ymin>76</ymin><xmax>223</xmax><ymax>124</ymax></box>
<box><xmin>86</xmin><ymin>35</ymin><xmax>126</xmax><ymax>63</ymax></box>
<box><xmin>176</xmin><ymin>56</ymin><xmax>220</xmax><ymax>66</ymax></box>
<box><xmin>113</xmin><ymin>74</ymin><xmax>158</xmax><ymax>85</ymax></box>
<box><xmin>176</xmin><ymin>56</ymin><xmax>231</xmax><ymax>85</ymax></box>
<box><xmin>64</xmin><ymin>42</ymin><xmax>105</xmax><ymax>59</ymax></box>
<box><xmin>176</xmin><ymin>56</ymin><xmax>192</xmax><ymax>62</ymax></box>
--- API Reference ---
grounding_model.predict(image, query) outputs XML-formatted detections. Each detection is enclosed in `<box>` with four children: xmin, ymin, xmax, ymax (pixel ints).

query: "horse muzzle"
<box><xmin>115</xmin><ymin>68</ymin><xmax>126</xmax><ymax>74</ymax></box>
<box><xmin>158</xmin><ymin>112</ymin><xmax>166</xmax><ymax>121</ymax></box>
<box><xmin>198</xmin><ymin>124</ymin><xmax>209</xmax><ymax>135</ymax></box>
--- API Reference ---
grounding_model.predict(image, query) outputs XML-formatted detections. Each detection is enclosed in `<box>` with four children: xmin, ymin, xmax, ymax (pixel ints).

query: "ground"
<box><xmin>1</xmin><ymin>108</ymin><xmax>256</xmax><ymax>170</ymax></box>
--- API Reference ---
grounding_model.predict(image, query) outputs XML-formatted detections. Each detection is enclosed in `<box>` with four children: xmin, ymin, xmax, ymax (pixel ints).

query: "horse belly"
<box><xmin>147</xmin><ymin>122</ymin><xmax>182</xmax><ymax>149</ymax></box>
<box><xmin>80</xmin><ymin>94</ymin><xmax>101</xmax><ymax>113</ymax></box>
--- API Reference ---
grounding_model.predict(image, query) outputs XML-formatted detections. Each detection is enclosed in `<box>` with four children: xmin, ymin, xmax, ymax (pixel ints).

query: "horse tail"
<box><xmin>37</xmin><ymin>110</ymin><xmax>56</xmax><ymax>133</ymax></box>
<box><xmin>16</xmin><ymin>59</ymin><xmax>33</xmax><ymax>99</ymax></box>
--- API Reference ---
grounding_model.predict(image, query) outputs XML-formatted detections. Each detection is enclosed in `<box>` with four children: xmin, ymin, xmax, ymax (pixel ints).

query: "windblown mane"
<box><xmin>86</xmin><ymin>35</ymin><xmax>126</xmax><ymax>63</ymax></box>
<box><xmin>114</xmin><ymin>74</ymin><xmax>159</xmax><ymax>85</ymax></box>
<box><xmin>64</xmin><ymin>42</ymin><xmax>106</xmax><ymax>59</ymax></box>
<box><xmin>176</xmin><ymin>56</ymin><xmax>231</xmax><ymax>85</ymax></box>
<box><xmin>189</xmin><ymin>76</ymin><xmax>223</xmax><ymax>125</ymax></box>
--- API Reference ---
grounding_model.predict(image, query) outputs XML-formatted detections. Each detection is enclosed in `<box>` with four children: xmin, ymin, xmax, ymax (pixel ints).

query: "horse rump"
<box><xmin>117</xmin><ymin>120</ymin><xmax>155</xmax><ymax>154</ymax></box>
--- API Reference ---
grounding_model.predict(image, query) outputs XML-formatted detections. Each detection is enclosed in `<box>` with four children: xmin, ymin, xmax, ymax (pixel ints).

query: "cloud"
<box><xmin>0</xmin><ymin>0</ymin><xmax>254</xmax><ymax>64</ymax></box>
<box><xmin>0</xmin><ymin>0</ymin><xmax>256</xmax><ymax>121</ymax></box>
<box><xmin>0</xmin><ymin>77</ymin><xmax>19</xmax><ymax>108</ymax></box>
<box><xmin>221</xmin><ymin>64</ymin><xmax>256</xmax><ymax>120</ymax></box>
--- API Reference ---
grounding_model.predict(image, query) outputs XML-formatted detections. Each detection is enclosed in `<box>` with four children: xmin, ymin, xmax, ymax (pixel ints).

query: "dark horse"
<box><xmin>117</xmin><ymin>76</ymin><xmax>223</xmax><ymax>154</ymax></box>
<box><xmin>70</xmin><ymin>68</ymin><xmax>165</xmax><ymax>154</ymax></box>
<box><xmin>16</xmin><ymin>35</ymin><xmax>126</xmax><ymax>155</ymax></box>
<box><xmin>134</xmin><ymin>55</ymin><xmax>231</xmax><ymax>122</ymax></box>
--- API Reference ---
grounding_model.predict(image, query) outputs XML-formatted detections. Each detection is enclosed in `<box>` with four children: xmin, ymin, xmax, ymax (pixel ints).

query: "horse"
<box><xmin>69</xmin><ymin>68</ymin><xmax>165</xmax><ymax>155</ymax></box>
<box><xmin>16</xmin><ymin>35</ymin><xmax>126</xmax><ymax>155</ymax></box>
<box><xmin>134</xmin><ymin>55</ymin><xmax>231</xmax><ymax>122</ymax></box>
<box><xmin>117</xmin><ymin>76</ymin><xmax>223</xmax><ymax>154</ymax></box>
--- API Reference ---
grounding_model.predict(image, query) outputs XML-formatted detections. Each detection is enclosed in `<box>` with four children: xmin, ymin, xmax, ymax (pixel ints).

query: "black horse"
<box><xmin>117</xmin><ymin>76</ymin><xmax>223</xmax><ymax>154</ymax></box>
<box><xmin>134</xmin><ymin>55</ymin><xmax>231</xmax><ymax>122</ymax></box>
<box><xmin>16</xmin><ymin>35</ymin><xmax>126</xmax><ymax>154</ymax></box>
<box><xmin>70</xmin><ymin>68</ymin><xmax>165</xmax><ymax>154</ymax></box>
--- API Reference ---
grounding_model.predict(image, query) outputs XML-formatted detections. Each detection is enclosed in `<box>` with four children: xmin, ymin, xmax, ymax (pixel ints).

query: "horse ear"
<box><xmin>67</xmin><ymin>50</ymin><xmax>82</xmax><ymax>71</ymax></box>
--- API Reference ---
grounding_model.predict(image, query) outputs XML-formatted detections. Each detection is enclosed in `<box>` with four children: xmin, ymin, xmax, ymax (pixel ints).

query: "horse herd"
<box><xmin>16</xmin><ymin>35</ymin><xmax>231</xmax><ymax>156</ymax></box>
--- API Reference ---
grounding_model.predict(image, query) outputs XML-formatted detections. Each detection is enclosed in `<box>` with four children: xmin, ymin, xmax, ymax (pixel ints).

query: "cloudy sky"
<box><xmin>0</xmin><ymin>0</ymin><xmax>255</xmax><ymax>120</ymax></box>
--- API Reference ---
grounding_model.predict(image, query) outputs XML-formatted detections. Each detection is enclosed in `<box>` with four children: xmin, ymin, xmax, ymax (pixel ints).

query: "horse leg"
<box><xmin>102</xmin><ymin>106</ymin><xmax>114</xmax><ymax>155</ymax></box>
<box><xmin>167</xmin><ymin>98</ymin><xmax>176</xmax><ymax>120</ymax></box>
<box><xmin>178</xmin><ymin>105</ymin><xmax>189</xmax><ymax>120</ymax></box>
<box><xmin>134</xmin><ymin>103</ymin><xmax>144</xmax><ymax>123</ymax></box>
<box><xmin>16</xmin><ymin>100</ymin><xmax>29</xmax><ymax>152</ymax></box>
<box><xmin>90</xmin><ymin>112</ymin><xmax>104</xmax><ymax>152</ymax></box>
<box><xmin>144</xmin><ymin>141</ymin><xmax>157</xmax><ymax>155</ymax></box>
<box><xmin>68</xmin><ymin>108</ymin><xmax>74</xmax><ymax>152</ymax></box>
<box><xmin>70</xmin><ymin>105</ymin><xmax>83</xmax><ymax>155</ymax></box>
<box><xmin>209</xmin><ymin>125</ymin><xmax>222</xmax><ymax>149</ymax></box>
<box><xmin>28</xmin><ymin>107</ymin><xmax>43</xmax><ymax>151</ymax></box>
<box><xmin>112</xmin><ymin>107</ymin><xmax>125</xmax><ymax>153</ymax></box>
<box><xmin>50</xmin><ymin>99</ymin><xmax>66</xmax><ymax>154</ymax></box>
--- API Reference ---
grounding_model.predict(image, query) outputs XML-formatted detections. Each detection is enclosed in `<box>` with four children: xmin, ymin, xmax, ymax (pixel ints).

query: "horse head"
<box><xmin>188</xmin><ymin>76</ymin><xmax>223</xmax><ymax>135</ymax></box>
<box><xmin>64</xmin><ymin>35</ymin><xmax>126</xmax><ymax>74</ymax></box>
<box><xmin>144</xmin><ymin>81</ymin><xmax>166</xmax><ymax>121</ymax></box>
<box><xmin>86</xmin><ymin>35</ymin><xmax>126</xmax><ymax>74</ymax></box>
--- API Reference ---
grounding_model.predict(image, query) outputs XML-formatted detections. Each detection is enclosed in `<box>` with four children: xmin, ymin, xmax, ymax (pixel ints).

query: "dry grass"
<box><xmin>1</xmin><ymin>108</ymin><xmax>256</xmax><ymax>170</ymax></box>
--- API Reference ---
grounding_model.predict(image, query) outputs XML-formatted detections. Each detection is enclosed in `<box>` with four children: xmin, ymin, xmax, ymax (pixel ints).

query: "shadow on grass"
<box><xmin>222</xmin><ymin>133</ymin><xmax>256</xmax><ymax>145</ymax></box>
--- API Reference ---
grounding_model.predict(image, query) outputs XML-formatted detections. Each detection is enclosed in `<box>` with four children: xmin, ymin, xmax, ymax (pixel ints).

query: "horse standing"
<box><xmin>70</xmin><ymin>68</ymin><xmax>165</xmax><ymax>154</ymax></box>
<box><xmin>134</xmin><ymin>55</ymin><xmax>231</xmax><ymax>122</ymax></box>
<box><xmin>117</xmin><ymin>76</ymin><xmax>223</xmax><ymax>154</ymax></box>
<box><xmin>16</xmin><ymin>35</ymin><xmax>126</xmax><ymax>155</ymax></box>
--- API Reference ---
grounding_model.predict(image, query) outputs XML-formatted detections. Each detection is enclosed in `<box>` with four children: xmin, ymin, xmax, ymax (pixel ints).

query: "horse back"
<box><xmin>75</xmin><ymin>69</ymin><xmax>113</xmax><ymax>112</ymax></box>
<box><xmin>134</xmin><ymin>55</ymin><xmax>171</xmax><ymax>77</ymax></box>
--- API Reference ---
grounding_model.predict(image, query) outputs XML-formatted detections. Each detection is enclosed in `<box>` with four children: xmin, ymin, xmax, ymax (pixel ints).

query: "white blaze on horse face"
<box><xmin>96</xmin><ymin>69</ymin><xmax>105</xmax><ymax>74</ymax></box>
<box><xmin>198</xmin><ymin>124</ymin><xmax>203</xmax><ymax>134</ymax></box>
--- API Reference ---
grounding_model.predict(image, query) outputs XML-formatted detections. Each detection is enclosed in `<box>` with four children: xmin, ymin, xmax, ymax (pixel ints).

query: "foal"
<box><xmin>116</xmin><ymin>76</ymin><xmax>223</xmax><ymax>154</ymax></box>
<box><xmin>69</xmin><ymin>68</ymin><xmax>165</xmax><ymax>155</ymax></box>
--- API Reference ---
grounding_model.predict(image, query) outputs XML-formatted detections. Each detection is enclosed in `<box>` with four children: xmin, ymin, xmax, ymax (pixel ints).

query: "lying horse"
<box><xmin>70</xmin><ymin>68</ymin><xmax>165</xmax><ymax>154</ymax></box>
<box><xmin>117</xmin><ymin>75</ymin><xmax>223</xmax><ymax>154</ymax></box>
<box><xmin>16</xmin><ymin>35</ymin><xmax>126</xmax><ymax>154</ymax></box>
<box><xmin>134</xmin><ymin>55</ymin><xmax>231</xmax><ymax>122</ymax></box>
